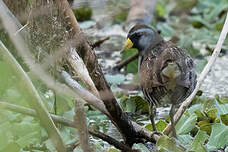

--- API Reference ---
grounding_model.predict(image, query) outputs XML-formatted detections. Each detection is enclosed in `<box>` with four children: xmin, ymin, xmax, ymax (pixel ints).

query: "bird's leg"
<box><xmin>149</xmin><ymin>102</ymin><xmax>163</xmax><ymax>137</ymax></box>
<box><xmin>149</xmin><ymin>102</ymin><xmax>156</xmax><ymax>131</ymax></box>
<box><xmin>169</xmin><ymin>104</ymin><xmax>177</xmax><ymax>138</ymax></box>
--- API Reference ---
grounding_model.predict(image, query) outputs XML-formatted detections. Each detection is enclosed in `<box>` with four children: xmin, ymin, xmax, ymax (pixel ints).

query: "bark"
<box><xmin>56</xmin><ymin>0</ymin><xmax>140</xmax><ymax>146</ymax></box>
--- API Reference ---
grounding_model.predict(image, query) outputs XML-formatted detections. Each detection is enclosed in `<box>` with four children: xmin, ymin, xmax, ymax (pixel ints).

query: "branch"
<box><xmin>74</xmin><ymin>100</ymin><xmax>92</xmax><ymax>152</ymax></box>
<box><xmin>0</xmin><ymin>101</ymin><xmax>75</xmax><ymax>127</ymax></box>
<box><xmin>0</xmin><ymin>101</ymin><xmax>135</xmax><ymax>151</ymax></box>
<box><xmin>60</xmin><ymin>71</ymin><xmax>160</xmax><ymax>143</ymax></box>
<box><xmin>163</xmin><ymin>12</ymin><xmax>228</xmax><ymax>135</ymax></box>
<box><xmin>113</xmin><ymin>53</ymin><xmax>138</xmax><ymax>71</ymax></box>
<box><xmin>0</xmin><ymin>40</ymin><xmax>66</xmax><ymax>152</ymax></box>
<box><xmin>60</xmin><ymin>71</ymin><xmax>109</xmax><ymax>116</ymax></box>
<box><xmin>56</xmin><ymin>0</ymin><xmax>140</xmax><ymax>146</ymax></box>
<box><xmin>67</xmin><ymin>48</ymin><xmax>100</xmax><ymax>98</ymax></box>
<box><xmin>88</xmin><ymin>128</ymin><xmax>136</xmax><ymax>152</ymax></box>
<box><xmin>91</xmin><ymin>37</ymin><xmax>110</xmax><ymax>49</ymax></box>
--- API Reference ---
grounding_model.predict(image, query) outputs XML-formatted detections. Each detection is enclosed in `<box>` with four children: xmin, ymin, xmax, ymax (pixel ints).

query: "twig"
<box><xmin>163</xmin><ymin>12</ymin><xmax>228</xmax><ymax>135</ymax></box>
<box><xmin>61</xmin><ymin>71</ymin><xmax>109</xmax><ymax>116</ymax></box>
<box><xmin>0</xmin><ymin>101</ymin><xmax>75</xmax><ymax>127</ymax></box>
<box><xmin>91</xmin><ymin>37</ymin><xmax>110</xmax><ymax>49</ymax></box>
<box><xmin>74</xmin><ymin>100</ymin><xmax>92</xmax><ymax>152</ymax></box>
<box><xmin>113</xmin><ymin>53</ymin><xmax>138</xmax><ymax>71</ymax></box>
<box><xmin>88</xmin><ymin>128</ymin><xmax>136</xmax><ymax>152</ymax></box>
<box><xmin>0</xmin><ymin>101</ymin><xmax>135</xmax><ymax>151</ymax></box>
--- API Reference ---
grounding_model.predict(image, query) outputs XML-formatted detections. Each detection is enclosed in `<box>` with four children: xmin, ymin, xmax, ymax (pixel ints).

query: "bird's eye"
<box><xmin>136</xmin><ymin>33</ymin><xmax>142</xmax><ymax>37</ymax></box>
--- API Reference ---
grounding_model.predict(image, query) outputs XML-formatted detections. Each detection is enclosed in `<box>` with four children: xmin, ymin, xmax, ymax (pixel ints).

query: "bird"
<box><xmin>122</xmin><ymin>24</ymin><xmax>197</xmax><ymax>137</ymax></box>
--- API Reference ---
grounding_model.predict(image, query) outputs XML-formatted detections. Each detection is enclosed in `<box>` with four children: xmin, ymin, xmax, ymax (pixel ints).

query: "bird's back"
<box><xmin>139</xmin><ymin>40</ymin><xmax>197</xmax><ymax>106</ymax></box>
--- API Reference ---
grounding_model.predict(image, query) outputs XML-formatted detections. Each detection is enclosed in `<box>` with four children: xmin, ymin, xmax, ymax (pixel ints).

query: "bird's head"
<box><xmin>123</xmin><ymin>25</ymin><xmax>162</xmax><ymax>55</ymax></box>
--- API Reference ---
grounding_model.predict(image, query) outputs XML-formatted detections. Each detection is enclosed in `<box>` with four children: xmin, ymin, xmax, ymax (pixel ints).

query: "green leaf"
<box><xmin>221</xmin><ymin>113</ymin><xmax>228</xmax><ymax>126</ymax></box>
<box><xmin>0</xmin><ymin>122</ymin><xmax>13</xmax><ymax>148</ymax></box>
<box><xmin>132</xmin><ymin>143</ymin><xmax>150</xmax><ymax>152</ymax></box>
<box><xmin>119</xmin><ymin>96</ymin><xmax>148</xmax><ymax>113</ymax></box>
<box><xmin>0</xmin><ymin>142</ymin><xmax>20</xmax><ymax>152</ymax></box>
<box><xmin>189</xmin><ymin>130</ymin><xmax>209</xmax><ymax>152</ymax></box>
<box><xmin>198</xmin><ymin>121</ymin><xmax>212</xmax><ymax>135</ymax></box>
<box><xmin>11</xmin><ymin>121</ymin><xmax>40</xmax><ymax>138</ymax></box>
<box><xmin>216</xmin><ymin>95</ymin><xmax>228</xmax><ymax>104</ymax></box>
<box><xmin>145</xmin><ymin>120</ymin><xmax>167</xmax><ymax>132</ymax></box>
<box><xmin>156</xmin><ymin>120</ymin><xmax>168</xmax><ymax>132</ymax></box>
<box><xmin>176</xmin><ymin>113</ymin><xmax>197</xmax><ymax>135</ymax></box>
<box><xmin>156</xmin><ymin>4</ymin><xmax>166</xmax><ymax>17</ymax></box>
<box><xmin>206</xmin><ymin>123</ymin><xmax>228</xmax><ymax>151</ymax></box>
<box><xmin>215</xmin><ymin>99</ymin><xmax>228</xmax><ymax>115</ymax></box>
<box><xmin>125</xmin><ymin>99</ymin><xmax>136</xmax><ymax>113</ymax></box>
<box><xmin>205</xmin><ymin>108</ymin><xmax>217</xmax><ymax>121</ymax></box>
<box><xmin>16</xmin><ymin>131</ymin><xmax>40</xmax><ymax>148</ymax></box>
<box><xmin>156</xmin><ymin>135</ymin><xmax>185</xmax><ymax>152</ymax></box>
<box><xmin>121</xmin><ymin>49</ymin><xmax>138</xmax><ymax>74</ymax></box>
<box><xmin>131</xmin><ymin>96</ymin><xmax>148</xmax><ymax>113</ymax></box>
<box><xmin>194</xmin><ymin>109</ymin><xmax>207</xmax><ymax>121</ymax></box>
<box><xmin>177</xmin><ymin>135</ymin><xmax>193</xmax><ymax>149</ymax></box>
<box><xmin>145</xmin><ymin>124</ymin><xmax>152</xmax><ymax>131</ymax></box>
<box><xmin>0</xmin><ymin>41</ymin><xmax>66</xmax><ymax>151</ymax></box>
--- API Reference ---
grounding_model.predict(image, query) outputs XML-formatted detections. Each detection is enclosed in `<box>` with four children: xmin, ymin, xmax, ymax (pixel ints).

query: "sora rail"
<box><xmin>123</xmin><ymin>25</ymin><xmax>197</xmax><ymax>137</ymax></box>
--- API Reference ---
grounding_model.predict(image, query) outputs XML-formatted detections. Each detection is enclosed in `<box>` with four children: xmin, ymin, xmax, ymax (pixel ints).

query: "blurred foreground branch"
<box><xmin>0</xmin><ymin>40</ymin><xmax>66</xmax><ymax>152</ymax></box>
<box><xmin>163</xmin><ymin>12</ymin><xmax>228</xmax><ymax>135</ymax></box>
<box><xmin>0</xmin><ymin>101</ymin><xmax>134</xmax><ymax>151</ymax></box>
<box><xmin>74</xmin><ymin>100</ymin><xmax>92</xmax><ymax>152</ymax></box>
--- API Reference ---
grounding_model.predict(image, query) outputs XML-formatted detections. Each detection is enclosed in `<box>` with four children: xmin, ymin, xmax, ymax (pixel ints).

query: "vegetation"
<box><xmin>0</xmin><ymin>0</ymin><xmax>228</xmax><ymax>151</ymax></box>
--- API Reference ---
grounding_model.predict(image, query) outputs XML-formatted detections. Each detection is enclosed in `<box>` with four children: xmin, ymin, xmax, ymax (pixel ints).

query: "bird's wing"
<box><xmin>160</xmin><ymin>42</ymin><xmax>196</xmax><ymax>89</ymax></box>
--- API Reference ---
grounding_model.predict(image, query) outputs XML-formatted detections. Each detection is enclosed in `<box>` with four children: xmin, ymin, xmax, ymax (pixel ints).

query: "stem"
<box><xmin>113</xmin><ymin>53</ymin><xmax>138</xmax><ymax>71</ymax></box>
<box><xmin>0</xmin><ymin>40</ymin><xmax>66</xmax><ymax>152</ymax></box>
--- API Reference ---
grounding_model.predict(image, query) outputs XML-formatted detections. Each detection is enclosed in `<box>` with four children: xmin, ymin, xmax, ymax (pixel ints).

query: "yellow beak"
<box><xmin>120</xmin><ymin>38</ymin><xmax>133</xmax><ymax>53</ymax></box>
<box><xmin>121</xmin><ymin>38</ymin><xmax>133</xmax><ymax>53</ymax></box>
<box><xmin>124</xmin><ymin>38</ymin><xmax>133</xmax><ymax>50</ymax></box>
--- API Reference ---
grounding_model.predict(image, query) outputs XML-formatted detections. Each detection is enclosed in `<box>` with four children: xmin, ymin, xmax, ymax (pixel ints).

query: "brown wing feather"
<box><xmin>139</xmin><ymin>40</ymin><xmax>197</xmax><ymax>106</ymax></box>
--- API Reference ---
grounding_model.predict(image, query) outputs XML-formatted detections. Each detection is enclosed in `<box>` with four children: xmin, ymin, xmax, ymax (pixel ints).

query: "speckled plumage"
<box><xmin>125</xmin><ymin>24</ymin><xmax>197</xmax><ymax>137</ymax></box>
<box><xmin>139</xmin><ymin>40</ymin><xmax>197</xmax><ymax>107</ymax></box>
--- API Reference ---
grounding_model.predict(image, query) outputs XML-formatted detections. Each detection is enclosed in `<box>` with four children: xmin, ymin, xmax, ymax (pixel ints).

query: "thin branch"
<box><xmin>0</xmin><ymin>40</ymin><xmax>66</xmax><ymax>152</ymax></box>
<box><xmin>0</xmin><ymin>101</ymin><xmax>135</xmax><ymax>151</ymax></box>
<box><xmin>163</xmin><ymin>12</ymin><xmax>228</xmax><ymax>135</ymax></box>
<box><xmin>67</xmin><ymin>48</ymin><xmax>100</xmax><ymax>98</ymax></box>
<box><xmin>91</xmin><ymin>37</ymin><xmax>110</xmax><ymax>49</ymax></box>
<box><xmin>61</xmin><ymin>71</ymin><xmax>110</xmax><ymax>116</ymax></box>
<box><xmin>74</xmin><ymin>100</ymin><xmax>92</xmax><ymax>152</ymax></box>
<box><xmin>0</xmin><ymin>101</ymin><xmax>75</xmax><ymax>127</ymax></box>
<box><xmin>88</xmin><ymin>128</ymin><xmax>136</xmax><ymax>152</ymax></box>
<box><xmin>113</xmin><ymin>53</ymin><xmax>138</xmax><ymax>71</ymax></box>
